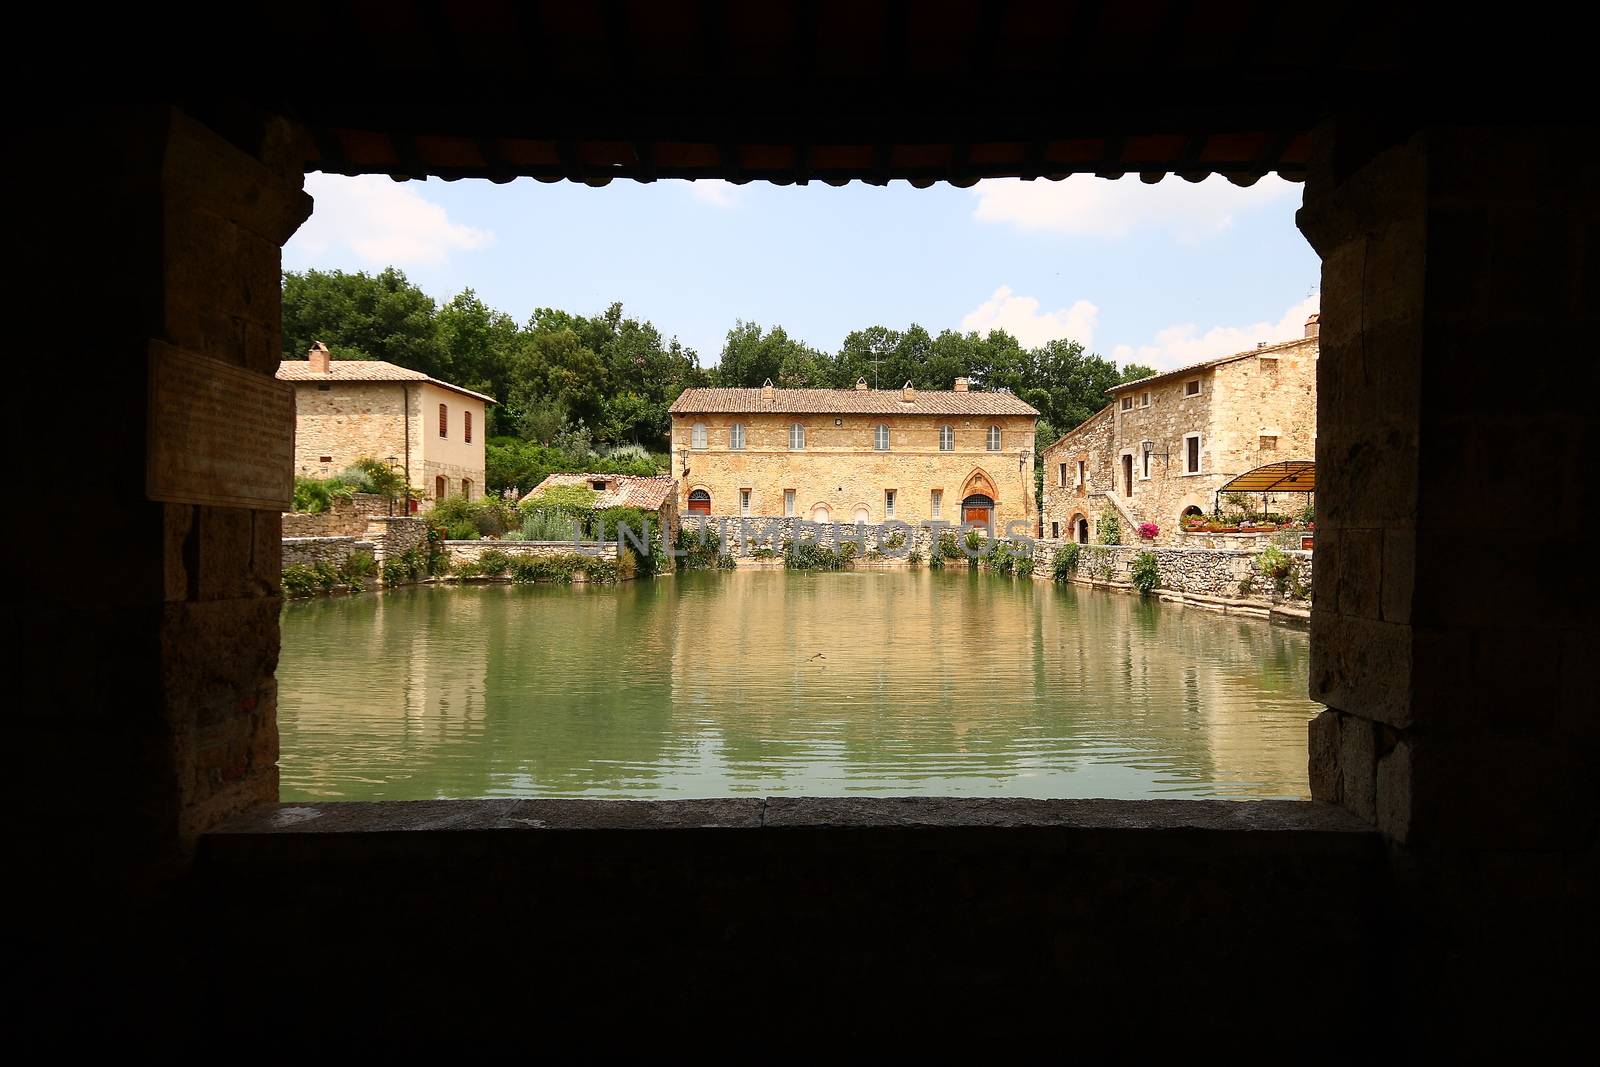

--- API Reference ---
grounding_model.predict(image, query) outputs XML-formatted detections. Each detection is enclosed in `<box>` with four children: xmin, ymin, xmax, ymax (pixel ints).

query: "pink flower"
<box><xmin>1137</xmin><ymin>522</ymin><xmax>1160</xmax><ymax>540</ymax></box>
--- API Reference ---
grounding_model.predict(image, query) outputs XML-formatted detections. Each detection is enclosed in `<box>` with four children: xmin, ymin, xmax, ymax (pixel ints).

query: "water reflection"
<box><xmin>278</xmin><ymin>571</ymin><xmax>1319</xmax><ymax>801</ymax></box>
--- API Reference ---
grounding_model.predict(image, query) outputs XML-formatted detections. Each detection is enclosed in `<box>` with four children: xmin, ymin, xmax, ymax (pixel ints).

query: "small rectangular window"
<box><xmin>1142</xmin><ymin>451</ymin><xmax>1151</xmax><ymax>478</ymax></box>
<box><xmin>986</xmin><ymin>426</ymin><xmax>1001</xmax><ymax>451</ymax></box>
<box><xmin>1185</xmin><ymin>379</ymin><xmax>1201</xmax><ymax>397</ymax></box>
<box><xmin>1076</xmin><ymin>461</ymin><xmax>1085</xmax><ymax>487</ymax></box>
<box><xmin>783</xmin><ymin>489</ymin><xmax>796</xmax><ymax>517</ymax></box>
<box><xmin>884</xmin><ymin>489</ymin><xmax>896</xmax><ymax>518</ymax></box>
<box><xmin>730</xmin><ymin>423</ymin><xmax>746</xmax><ymax>450</ymax></box>
<box><xmin>438</xmin><ymin>403</ymin><xmax>448</xmax><ymax>438</ymax></box>
<box><xmin>930</xmin><ymin>489</ymin><xmax>942</xmax><ymax>519</ymax></box>
<box><xmin>1120</xmin><ymin>396</ymin><xmax>1133</xmax><ymax>411</ymax></box>
<box><xmin>464</xmin><ymin>409</ymin><xmax>472</xmax><ymax>443</ymax></box>
<box><xmin>790</xmin><ymin>424</ymin><xmax>805</xmax><ymax>450</ymax></box>
<box><xmin>939</xmin><ymin>425</ymin><xmax>954</xmax><ymax>451</ymax></box>
<box><xmin>1259</xmin><ymin>435</ymin><xmax>1278</xmax><ymax>450</ymax></box>
<box><xmin>319</xmin><ymin>455</ymin><xmax>332</xmax><ymax>464</ymax></box>
<box><xmin>691</xmin><ymin>423</ymin><xmax>707</xmax><ymax>449</ymax></box>
<box><xmin>1058</xmin><ymin>463</ymin><xmax>1067</xmax><ymax>487</ymax></box>
<box><xmin>1185</xmin><ymin>434</ymin><xmax>1201</xmax><ymax>474</ymax></box>
<box><xmin>1140</xmin><ymin>392</ymin><xmax>1151</xmax><ymax>407</ymax></box>
<box><xmin>874</xmin><ymin>424</ymin><xmax>890</xmax><ymax>451</ymax></box>
<box><xmin>740</xmin><ymin>489</ymin><xmax>752</xmax><ymax>517</ymax></box>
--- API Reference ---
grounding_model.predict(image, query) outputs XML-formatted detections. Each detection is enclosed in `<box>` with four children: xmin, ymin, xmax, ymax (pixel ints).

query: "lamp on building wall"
<box><xmin>678</xmin><ymin>447</ymin><xmax>690</xmax><ymax>478</ymax></box>
<box><xmin>1140</xmin><ymin>438</ymin><xmax>1170</xmax><ymax>469</ymax></box>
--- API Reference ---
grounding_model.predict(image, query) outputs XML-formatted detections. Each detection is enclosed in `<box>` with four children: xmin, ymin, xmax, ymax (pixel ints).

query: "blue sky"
<box><xmin>285</xmin><ymin>172</ymin><xmax>1320</xmax><ymax>374</ymax></box>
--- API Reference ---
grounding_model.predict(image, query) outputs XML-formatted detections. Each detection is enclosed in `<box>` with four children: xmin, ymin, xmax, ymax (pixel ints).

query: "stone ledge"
<box><xmin>210</xmin><ymin>796</ymin><xmax>1374</xmax><ymax>841</ymax></box>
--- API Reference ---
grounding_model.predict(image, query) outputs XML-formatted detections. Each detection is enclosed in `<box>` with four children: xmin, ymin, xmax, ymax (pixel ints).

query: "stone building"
<box><xmin>1042</xmin><ymin>317</ymin><xmax>1319</xmax><ymax>544</ymax></box>
<box><xmin>520</xmin><ymin>472</ymin><xmax>681</xmax><ymax>549</ymax></box>
<box><xmin>277</xmin><ymin>342</ymin><xmax>492</xmax><ymax>508</ymax></box>
<box><xmin>668</xmin><ymin>378</ymin><xmax>1038</xmax><ymax>530</ymax></box>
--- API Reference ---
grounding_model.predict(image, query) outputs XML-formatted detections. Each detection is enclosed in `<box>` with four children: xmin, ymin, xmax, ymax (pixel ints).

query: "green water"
<box><xmin>278</xmin><ymin>570</ymin><xmax>1320</xmax><ymax>801</ymax></box>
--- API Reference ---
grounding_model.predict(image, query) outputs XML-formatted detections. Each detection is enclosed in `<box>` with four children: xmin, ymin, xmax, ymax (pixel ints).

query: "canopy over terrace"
<box><xmin>1213</xmin><ymin>460</ymin><xmax>1315</xmax><ymax>514</ymax></box>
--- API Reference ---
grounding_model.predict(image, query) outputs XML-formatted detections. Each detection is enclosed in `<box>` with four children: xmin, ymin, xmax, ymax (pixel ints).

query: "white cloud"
<box><xmin>1111</xmin><ymin>292</ymin><xmax>1320</xmax><ymax>372</ymax></box>
<box><xmin>291</xmin><ymin>174</ymin><xmax>494</xmax><ymax>267</ymax></box>
<box><xmin>972</xmin><ymin>174</ymin><xmax>1297</xmax><ymax>242</ymax></box>
<box><xmin>960</xmin><ymin>286</ymin><xmax>1099</xmax><ymax>348</ymax></box>
<box><xmin>688</xmin><ymin>180</ymin><xmax>739</xmax><ymax>207</ymax></box>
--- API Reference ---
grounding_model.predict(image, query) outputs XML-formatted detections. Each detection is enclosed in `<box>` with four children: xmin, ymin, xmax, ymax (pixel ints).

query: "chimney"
<box><xmin>855</xmin><ymin>377</ymin><xmax>869</xmax><ymax>391</ymax></box>
<box><xmin>761</xmin><ymin>377</ymin><xmax>774</xmax><ymax>402</ymax></box>
<box><xmin>1304</xmin><ymin>313</ymin><xmax>1320</xmax><ymax>338</ymax></box>
<box><xmin>953</xmin><ymin>377</ymin><xmax>970</xmax><ymax>392</ymax></box>
<box><xmin>308</xmin><ymin>341</ymin><xmax>331</xmax><ymax>373</ymax></box>
<box><xmin>903</xmin><ymin>380</ymin><xmax>915</xmax><ymax>402</ymax></box>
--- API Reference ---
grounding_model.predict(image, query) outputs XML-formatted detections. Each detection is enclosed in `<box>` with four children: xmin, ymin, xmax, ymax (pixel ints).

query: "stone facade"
<box><xmin>281</xmin><ymin>535</ymin><xmax>376</xmax><ymax>569</ymax></box>
<box><xmin>280</xmin><ymin>356</ymin><xmax>489</xmax><ymax>510</ymax></box>
<box><xmin>280</xmin><ymin>493</ymin><xmax>392</xmax><ymax>537</ymax></box>
<box><xmin>1042</xmin><ymin>326</ymin><xmax>1317</xmax><ymax>544</ymax></box>
<box><xmin>1029</xmin><ymin>539</ymin><xmax>1313</xmax><ymax>618</ymax></box>
<box><xmin>670</xmin><ymin>384</ymin><xmax>1038</xmax><ymax>531</ymax></box>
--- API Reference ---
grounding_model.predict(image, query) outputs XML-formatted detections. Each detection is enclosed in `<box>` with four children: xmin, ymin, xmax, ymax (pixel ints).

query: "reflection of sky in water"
<box><xmin>278</xmin><ymin>571</ymin><xmax>1320</xmax><ymax>801</ymax></box>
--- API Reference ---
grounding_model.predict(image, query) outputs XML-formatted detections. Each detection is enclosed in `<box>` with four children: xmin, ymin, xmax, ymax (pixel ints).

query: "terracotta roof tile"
<box><xmin>276</xmin><ymin>360</ymin><xmax>496</xmax><ymax>404</ymax></box>
<box><xmin>1109</xmin><ymin>335</ymin><xmax>1315</xmax><ymax>394</ymax></box>
<box><xmin>521</xmin><ymin>474</ymin><xmax>676</xmax><ymax>512</ymax></box>
<box><xmin>668</xmin><ymin>387</ymin><xmax>1038</xmax><ymax>417</ymax></box>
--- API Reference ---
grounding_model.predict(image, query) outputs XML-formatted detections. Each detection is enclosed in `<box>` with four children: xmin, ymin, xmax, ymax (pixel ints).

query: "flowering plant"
<box><xmin>1137</xmin><ymin>522</ymin><xmax>1160</xmax><ymax>540</ymax></box>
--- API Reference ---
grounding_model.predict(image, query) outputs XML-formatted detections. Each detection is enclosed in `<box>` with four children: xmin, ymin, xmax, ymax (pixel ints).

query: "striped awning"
<box><xmin>1217</xmin><ymin>461</ymin><xmax>1315</xmax><ymax>494</ymax></box>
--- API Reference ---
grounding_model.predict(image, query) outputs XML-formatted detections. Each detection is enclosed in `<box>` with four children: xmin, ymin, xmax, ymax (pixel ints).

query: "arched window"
<box><xmin>812</xmin><ymin>503</ymin><xmax>831</xmax><ymax>523</ymax></box>
<box><xmin>961</xmin><ymin>493</ymin><xmax>995</xmax><ymax>525</ymax></box>
<box><xmin>939</xmin><ymin>425</ymin><xmax>954</xmax><ymax>451</ymax></box>
<box><xmin>691</xmin><ymin>423</ymin><xmax>707</xmax><ymax>449</ymax></box>
<box><xmin>687</xmin><ymin>489</ymin><xmax>711</xmax><ymax>514</ymax></box>
<box><xmin>438</xmin><ymin>404</ymin><xmax>448</xmax><ymax>438</ymax></box>
<box><xmin>461</xmin><ymin>478</ymin><xmax>473</xmax><ymax>500</ymax></box>
<box><xmin>1077</xmin><ymin>517</ymin><xmax>1089</xmax><ymax>543</ymax></box>
<box><xmin>986</xmin><ymin>425</ymin><xmax>1001</xmax><ymax>451</ymax></box>
<box><xmin>874</xmin><ymin>424</ymin><xmax>890</xmax><ymax>450</ymax></box>
<box><xmin>729</xmin><ymin>423</ymin><xmax>746</xmax><ymax>450</ymax></box>
<box><xmin>789</xmin><ymin>423</ymin><xmax>806</xmax><ymax>450</ymax></box>
<box><xmin>435</xmin><ymin>475</ymin><xmax>447</xmax><ymax>500</ymax></box>
<box><xmin>853</xmin><ymin>504</ymin><xmax>870</xmax><ymax>524</ymax></box>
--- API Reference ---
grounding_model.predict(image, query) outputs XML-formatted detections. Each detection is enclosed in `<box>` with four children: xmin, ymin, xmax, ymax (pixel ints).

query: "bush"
<box><xmin>964</xmin><ymin>529</ymin><xmax>984</xmax><ymax>556</ymax></box>
<box><xmin>785</xmin><ymin>540</ymin><xmax>843</xmax><ymax>570</ymax></box>
<box><xmin>505</xmin><ymin>551</ymin><xmax>620</xmax><ymax>584</ymax></box>
<box><xmin>939</xmin><ymin>532</ymin><xmax>962</xmax><ymax>560</ymax></box>
<box><xmin>382</xmin><ymin>547</ymin><xmax>428</xmax><ymax>586</ymax></box>
<box><xmin>1052</xmin><ymin>541</ymin><xmax>1081</xmax><ymax>580</ymax></box>
<box><xmin>675</xmin><ymin>525</ymin><xmax>724</xmax><ymax>569</ymax></box>
<box><xmin>1137</xmin><ymin>522</ymin><xmax>1160</xmax><ymax>540</ymax></box>
<box><xmin>292</xmin><ymin>476</ymin><xmax>355</xmax><ymax>514</ymax></box>
<box><xmin>882</xmin><ymin>531</ymin><xmax>907</xmax><ymax>550</ymax></box>
<box><xmin>519</xmin><ymin>484</ymin><xmax>598</xmax><ymax>519</ymax></box>
<box><xmin>1015</xmin><ymin>555</ymin><xmax>1036</xmax><ymax>579</ymax></box>
<box><xmin>340</xmin><ymin>551</ymin><xmax>376</xmax><ymax>592</ymax></box>
<box><xmin>908</xmin><ymin>549</ymin><xmax>924</xmax><ymax>566</ymax></box>
<box><xmin>433</xmin><ymin>494</ymin><xmax>518</xmax><ymax>539</ymax></box>
<box><xmin>982</xmin><ymin>539</ymin><xmax>1021</xmax><ymax>575</ymax></box>
<box><xmin>520</xmin><ymin>509</ymin><xmax>580</xmax><ymax>542</ymax></box>
<box><xmin>1098</xmin><ymin>509</ymin><xmax>1122</xmax><ymax>545</ymax></box>
<box><xmin>281</xmin><ymin>564</ymin><xmax>319</xmax><ymax>598</ymax></box>
<box><xmin>477</xmin><ymin>548</ymin><xmax>512</xmax><ymax>577</ymax></box>
<box><xmin>1131</xmin><ymin>551</ymin><xmax>1160</xmax><ymax>595</ymax></box>
<box><xmin>1238</xmin><ymin>575</ymin><xmax>1256</xmax><ymax>596</ymax></box>
<box><xmin>1256</xmin><ymin>544</ymin><xmax>1294</xmax><ymax>597</ymax></box>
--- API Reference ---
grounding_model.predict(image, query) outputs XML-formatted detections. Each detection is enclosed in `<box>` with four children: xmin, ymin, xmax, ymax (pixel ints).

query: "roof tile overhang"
<box><xmin>669</xmin><ymin>387</ymin><xmax>1038</xmax><ymax>417</ymax></box>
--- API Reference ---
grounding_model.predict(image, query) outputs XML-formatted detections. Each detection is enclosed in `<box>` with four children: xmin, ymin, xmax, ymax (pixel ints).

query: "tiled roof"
<box><xmin>669</xmin><ymin>387</ymin><xmax>1038</xmax><ymax>417</ymax></box>
<box><xmin>276</xmin><ymin>360</ymin><xmax>496</xmax><ymax>404</ymax></box>
<box><xmin>1109</xmin><ymin>335</ymin><xmax>1315</xmax><ymax>394</ymax></box>
<box><xmin>521</xmin><ymin>474</ymin><xmax>676</xmax><ymax>512</ymax></box>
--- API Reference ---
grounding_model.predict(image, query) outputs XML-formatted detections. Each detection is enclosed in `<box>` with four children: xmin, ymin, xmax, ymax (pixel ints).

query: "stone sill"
<box><xmin>209</xmin><ymin>796</ymin><xmax>1374</xmax><ymax>847</ymax></box>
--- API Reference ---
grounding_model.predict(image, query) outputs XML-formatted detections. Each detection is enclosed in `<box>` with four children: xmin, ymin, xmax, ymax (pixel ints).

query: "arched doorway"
<box><xmin>961</xmin><ymin>494</ymin><xmax>995</xmax><ymax>526</ymax></box>
<box><xmin>1069</xmin><ymin>513</ymin><xmax>1089</xmax><ymax>543</ymax></box>
<box><xmin>852</xmin><ymin>503</ymin><xmax>870</xmax><ymax>525</ymax></box>
<box><xmin>687</xmin><ymin>489</ymin><xmax>711</xmax><ymax>514</ymax></box>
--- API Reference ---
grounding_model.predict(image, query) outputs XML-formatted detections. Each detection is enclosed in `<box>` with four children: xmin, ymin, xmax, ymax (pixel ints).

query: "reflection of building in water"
<box><xmin>1032</xmin><ymin>588</ymin><xmax>1312</xmax><ymax>797</ymax></box>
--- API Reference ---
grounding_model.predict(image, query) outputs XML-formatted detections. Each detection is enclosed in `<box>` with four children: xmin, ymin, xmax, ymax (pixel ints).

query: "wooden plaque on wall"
<box><xmin>146</xmin><ymin>341</ymin><xmax>294</xmax><ymax>510</ymax></box>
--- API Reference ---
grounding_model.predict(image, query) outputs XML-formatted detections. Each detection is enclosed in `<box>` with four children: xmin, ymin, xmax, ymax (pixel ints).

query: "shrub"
<box><xmin>339</xmin><ymin>551</ymin><xmax>376</xmax><ymax>592</ymax></box>
<box><xmin>452</xmin><ymin>559</ymin><xmax>484</xmax><ymax>578</ymax></box>
<box><xmin>520</xmin><ymin>484</ymin><xmax>598</xmax><ymax>519</ymax></box>
<box><xmin>939</xmin><ymin>532</ymin><xmax>962</xmax><ymax>559</ymax></box>
<box><xmin>1256</xmin><ymin>544</ymin><xmax>1294</xmax><ymax>597</ymax></box>
<box><xmin>1015</xmin><ymin>555</ymin><xmax>1036</xmax><ymax>579</ymax></box>
<box><xmin>433</xmin><ymin>494</ymin><xmax>518</xmax><ymax>539</ymax></box>
<box><xmin>381</xmin><ymin>546</ymin><xmax>429</xmax><ymax>586</ymax></box>
<box><xmin>520</xmin><ymin>509</ymin><xmax>580</xmax><ymax>542</ymax></box>
<box><xmin>281</xmin><ymin>564</ymin><xmax>319</xmax><ymax>598</ymax></box>
<box><xmin>675</xmin><ymin>525</ymin><xmax>724</xmax><ymax>569</ymax></box>
<box><xmin>1098</xmin><ymin>509</ymin><xmax>1121</xmax><ymax>545</ymax></box>
<box><xmin>1238</xmin><ymin>574</ymin><xmax>1256</xmax><ymax>596</ymax></box>
<box><xmin>507</xmin><ymin>551</ymin><xmax>619</xmax><ymax>584</ymax></box>
<box><xmin>983</xmin><ymin>539</ymin><xmax>1021</xmax><ymax>575</ymax></box>
<box><xmin>477</xmin><ymin>548</ymin><xmax>512</xmax><ymax>577</ymax></box>
<box><xmin>1137</xmin><ymin>522</ymin><xmax>1160</xmax><ymax>540</ymax></box>
<box><xmin>964</xmin><ymin>529</ymin><xmax>984</xmax><ymax>556</ymax></box>
<box><xmin>292</xmin><ymin>476</ymin><xmax>355</xmax><ymax>514</ymax></box>
<box><xmin>1131</xmin><ymin>551</ymin><xmax>1160</xmax><ymax>595</ymax></box>
<box><xmin>785</xmin><ymin>540</ymin><xmax>843</xmax><ymax>571</ymax></box>
<box><xmin>908</xmin><ymin>549</ymin><xmax>924</xmax><ymax>566</ymax></box>
<box><xmin>593</xmin><ymin>506</ymin><xmax>663</xmax><ymax>577</ymax></box>
<box><xmin>882</xmin><ymin>531</ymin><xmax>907</xmax><ymax>550</ymax></box>
<box><xmin>1052</xmin><ymin>542</ymin><xmax>1081</xmax><ymax>580</ymax></box>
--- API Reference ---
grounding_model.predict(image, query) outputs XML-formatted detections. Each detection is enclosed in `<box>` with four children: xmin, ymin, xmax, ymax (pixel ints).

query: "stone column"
<box><xmin>1297</xmin><ymin>124</ymin><xmax>1596</xmax><ymax>1024</ymax></box>
<box><xmin>14</xmin><ymin>108</ymin><xmax>310</xmax><ymax>912</ymax></box>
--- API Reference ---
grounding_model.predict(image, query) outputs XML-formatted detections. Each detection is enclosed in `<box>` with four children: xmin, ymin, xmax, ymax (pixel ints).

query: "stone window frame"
<box><xmin>1120</xmin><ymin>449</ymin><xmax>1137</xmax><ymax>497</ymax></box>
<box><xmin>884</xmin><ymin>488</ymin><xmax>896</xmax><ymax>518</ymax></box>
<box><xmin>1259</xmin><ymin>434</ymin><xmax>1279</xmax><ymax>451</ymax></box>
<box><xmin>1183</xmin><ymin>432</ymin><xmax>1203</xmax><ymax>475</ymax></box>
<box><xmin>874</xmin><ymin>423</ymin><xmax>890</xmax><ymax>451</ymax></box>
<box><xmin>1058</xmin><ymin>462</ymin><xmax>1068</xmax><ymax>487</ymax></box>
<box><xmin>938</xmin><ymin>425</ymin><xmax>954</xmax><ymax>451</ymax></box>
<box><xmin>1184</xmin><ymin>377</ymin><xmax>1202</xmax><ymax>397</ymax></box>
<box><xmin>1140</xmin><ymin>391</ymin><xmax>1151</xmax><ymax>408</ymax></box>
<box><xmin>740</xmin><ymin>488</ymin><xmax>752</xmax><ymax>516</ymax></box>
<box><xmin>691</xmin><ymin>422</ymin><xmax>707</xmax><ymax>449</ymax></box>
<box><xmin>1076</xmin><ymin>460</ymin><xmax>1086</xmax><ymax>488</ymax></box>
<box><xmin>986</xmin><ymin>425</ymin><xmax>1002</xmax><ymax>451</ymax></box>
<box><xmin>1141</xmin><ymin>449</ymin><xmax>1153</xmax><ymax>481</ymax></box>
<box><xmin>729</xmin><ymin>423</ymin><xmax>746</xmax><ymax>451</ymax></box>
<box><xmin>783</xmin><ymin>489</ymin><xmax>796</xmax><ymax>517</ymax></box>
<box><xmin>789</xmin><ymin>423</ymin><xmax>806</xmax><ymax>450</ymax></box>
<box><xmin>1119</xmin><ymin>396</ymin><xmax>1134</xmax><ymax>412</ymax></box>
<box><xmin>930</xmin><ymin>488</ymin><xmax>943</xmax><ymax>519</ymax></box>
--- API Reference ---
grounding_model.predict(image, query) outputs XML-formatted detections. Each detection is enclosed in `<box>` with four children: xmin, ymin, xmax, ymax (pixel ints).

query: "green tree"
<box><xmin>281</xmin><ymin>267</ymin><xmax>445</xmax><ymax>373</ymax></box>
